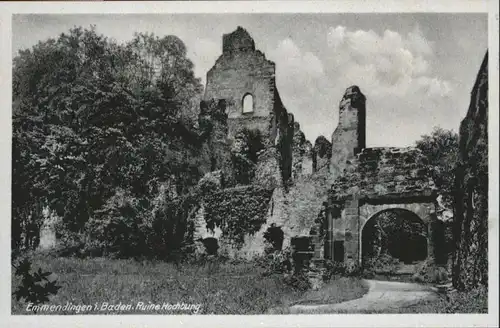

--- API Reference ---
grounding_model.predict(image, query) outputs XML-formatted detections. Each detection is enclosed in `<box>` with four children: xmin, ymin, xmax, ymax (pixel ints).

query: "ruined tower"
<box><xmin>204</xmin><ymin>26</ymin><xmax>288</xmax><ymax>145</ymax></box>
<box><xmin>203</xmin><ymin>26</ymin><xmax>305</xmax><ymax>184</ymax></box>
<box><xmin>330</xmin><ymin>86</ymin><xmax>366</xmax><ymax>178</ymax></box>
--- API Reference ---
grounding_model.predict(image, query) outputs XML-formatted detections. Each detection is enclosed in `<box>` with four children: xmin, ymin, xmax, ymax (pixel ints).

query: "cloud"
<box><xmin>267</xmin><ymin>38</ymin><xmax>334</xmax><ymax>141</ymax></box>
<box><xmin>188</xmin><ymin>38</ymin><xmax>220</xmax><ymax>85</ymax></box>
<box><xmin>320</xmin><ymin>25</ymin><xmax>457</xmax><ymax>146</ymax></box>
<box><xmin>326</xmin><ymin>25</ymin><xmax>450</xmax><ymax>98</ymax></box>
<box><xmin>270</xmin><ymin>38</ymin><xmax>324</xmax><ymax>78</ymax></box>
<box><xmin>189</xmin><ymin>26</ymin><xmax>458</xmax><ymax>147</ymax></box>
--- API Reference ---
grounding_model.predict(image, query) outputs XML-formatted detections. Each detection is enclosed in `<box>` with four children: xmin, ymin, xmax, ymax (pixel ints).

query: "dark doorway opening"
<box><xmin>263</xmin><ymin>224</ymin><xmax>284</xmax><ymax>253</ymax></box>
<box><xmin>333</xmin><ymin>241</ymin><xmax>345</xmax><ymax>262</ymax></box>
<box><xmin>202</xmin><ymin>237</ymin><xmax>219</xmax><ymax>256</ymax></box>
<box><xmin>362</xmin><ymin>209</ymin><xmax>428</xmax><ymax>265</ymax></box>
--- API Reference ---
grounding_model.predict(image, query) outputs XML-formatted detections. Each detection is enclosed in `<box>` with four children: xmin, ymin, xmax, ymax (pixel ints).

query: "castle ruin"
<box><xmin>193</xmin><ymin>27</ymin><xmax>440</xmax><ymax>270</ymax></box>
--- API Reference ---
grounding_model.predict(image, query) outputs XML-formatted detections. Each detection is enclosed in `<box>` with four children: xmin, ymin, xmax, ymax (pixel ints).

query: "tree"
<box><xmin>12</xmin><ymin>26</ymin><xmax>206</xmax><ymax>258</ymax></box>
<box><xmin>415</xmin><ymin>127</ymin><xmax>459</xmax><ymax>261</ymax></box>
<box><xmin>416</xmin><ymin>127</ymin><xmax>459</xmax><ymax>212</ymax></box>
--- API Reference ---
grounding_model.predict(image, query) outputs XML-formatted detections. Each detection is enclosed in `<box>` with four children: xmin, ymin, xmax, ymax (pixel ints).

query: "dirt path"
<box><xmin>288</xmin><ymin>279</ymin><xmax>440</xmax><ymax>314</ymax></box>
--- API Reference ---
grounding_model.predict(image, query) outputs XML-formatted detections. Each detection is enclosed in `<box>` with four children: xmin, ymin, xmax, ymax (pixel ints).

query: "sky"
<box><xmin>12</xmin><ymin>14</ymin><xmax>488</xmax><ymax>147</ymax></box>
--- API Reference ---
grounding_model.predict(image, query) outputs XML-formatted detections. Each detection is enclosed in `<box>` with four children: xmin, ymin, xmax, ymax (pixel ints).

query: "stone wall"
<box><xmin>198</xmin><ymin>99</ymin><xmax>232</xmax><ymax>174</ymax></box>
<box><xmin>204</xmin><ymin>27</ymin><xmax>276</xmax><ymax>141</ymax></box>
<box><xmin>312</xmin><ymin>136</ymin><xmax>332</xmax><ymax>173</ymax></box>
<box><xmin>330</xmin><ymin>147</ymin><xmax>436</xmax><ymax>201</ymax></box>
<box><xmin>330</xmin><ymin>86</ymin><xmax>366</xmax><ymax>179</ymax></box>
<box><xmin>291</xmin><ymin>122</ymin><xmax>310</xmax><ymax>179</ymax></box>
<box><xmin>203</xmin><ymin>26</ymin><xmax>307</xmax><ymax>186</ymax></box>
<box><xmin>322</xmin><ymin>146</ymin><xmax>438</xmax><ymax>266</ymax></box>
<box><xmin>453</xmin><ymin>52</ymin><xmax>488</xmax><ymax>290</ymax></box>
<box><xmin>192</xmin><ymin>185</ymin><xmax>274</xmax><ymax>259</ymax></box>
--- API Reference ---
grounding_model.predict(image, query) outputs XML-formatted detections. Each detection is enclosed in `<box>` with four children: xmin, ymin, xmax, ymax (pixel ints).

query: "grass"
<box><xmin>293</xmin><ymin>277</ymin><xmax>368</xmax><ymax>305</ymax></box>
<box><xmin>327</xmin><ymin>285</ymin><xmax>488</xmax><ymax>314</ymax></box>
<box><xmin>382</xmin><ymin>287</ymin><xmax>488</xmax><ymax>314</ymax></box>
<box><xmin>12</xmin><ymin>252</ymin><xmax>367</xmax><ymax>315</ymax></box>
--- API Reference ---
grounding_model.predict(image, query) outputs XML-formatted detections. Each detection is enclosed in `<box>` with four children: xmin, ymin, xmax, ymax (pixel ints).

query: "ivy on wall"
<box><xmin>203</xmin><ymin>186</ymin><xmax>274</xmax><ymax>246</ymax></box>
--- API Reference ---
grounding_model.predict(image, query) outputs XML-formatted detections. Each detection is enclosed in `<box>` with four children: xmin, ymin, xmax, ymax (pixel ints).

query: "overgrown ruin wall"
<box><xmin>194</xmin><ymin>27</ymin><xmax>442</xmax><ymax>264</ymax></box>
<box><xmin>322</xmin><ymin>147</ymin><xmax>438</xmax><ymax>265</ymax></box>
<box><xmin>191</xmin><ymin>27</ymin><xmax>315</xmax><ymax>259</ymax></box>
<box><xmin>453</xmin><ymin>52</ymin><xmax>488</xmax><ymax>290</ymax></box>
<box><xmin>203</xmin><ymin>27</ymin><xmax>306</xmax><ymax>184</ymax></box>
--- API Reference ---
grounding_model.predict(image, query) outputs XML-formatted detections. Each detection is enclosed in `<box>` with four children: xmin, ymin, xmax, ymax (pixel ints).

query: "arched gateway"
<box><xmin>310</xmin><ymin>147</ymin><xmax>440</xmax><ymax>267</ymax></box>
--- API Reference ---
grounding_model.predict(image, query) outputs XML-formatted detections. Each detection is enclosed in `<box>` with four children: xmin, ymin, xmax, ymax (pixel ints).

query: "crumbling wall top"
<box><xmin>340</xmin><ymin>85</ymin><xmax>366</xmax><ymax>108</ymax></box>
<box><xmin>330</xmin><ymin>147</ymin><xmax>436</xmax><ymax>201</ymax></box>
<box><xmin>222</xmin><ymin>26</ymin><xmax>256</xmax><ymax>53</ymax></box>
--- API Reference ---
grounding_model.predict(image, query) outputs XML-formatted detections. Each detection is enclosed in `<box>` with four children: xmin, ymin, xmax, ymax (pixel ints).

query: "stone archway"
<box><xmin>358</xmin><ymin>202</ymin><xmax>435</xmax><ymax>265</ymax></box>
<box><xmin>314</xmin><ymin>147</ymin><xmax>440</xmax><ymax>269</ymax></box>
<box><xmin>360</xmin><ymin>208</ymin><xmax>428</xmax><ymax>267</ymax></box>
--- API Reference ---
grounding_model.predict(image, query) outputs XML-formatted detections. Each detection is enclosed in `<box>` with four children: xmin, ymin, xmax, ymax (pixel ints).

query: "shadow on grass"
<box><xmin>12</xmin><ymin>252</ymin><xmax>305</xmax><ymax>315</ymax></box>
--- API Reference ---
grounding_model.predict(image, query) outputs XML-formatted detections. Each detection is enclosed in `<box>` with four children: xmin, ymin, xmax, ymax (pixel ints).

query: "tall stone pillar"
<box><xmin>330</xmin><ymin>86</ymin><xmax>366</xmax><ymax>179</ymax></box>
<box><xmin>344</xmin><ymin>196</ymin><xmax>360</xmax><ymax>264</ymax></box>
<box><xmin>426</xmin><ymin>205</ymin><xmax>437</xmax><ymax>263</ymax></box>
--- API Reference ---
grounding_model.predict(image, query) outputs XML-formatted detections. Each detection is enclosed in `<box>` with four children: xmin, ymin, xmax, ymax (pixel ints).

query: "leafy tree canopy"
<box><xmin>12</xmin><ymin>26</ymin><xmax>206</xmax><ymax>252</ymax></box>
<box><xmin>416</xmin><ymin>127</ymin><xmax>459</xmax><ymax>212</ymax></box>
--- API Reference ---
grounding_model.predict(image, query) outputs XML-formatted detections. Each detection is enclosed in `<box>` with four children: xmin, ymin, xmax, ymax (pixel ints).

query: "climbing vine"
<box><xmin>204</xmin><ymin>186</ymin><xmax>273</xmax><ymax>246</ymax></box>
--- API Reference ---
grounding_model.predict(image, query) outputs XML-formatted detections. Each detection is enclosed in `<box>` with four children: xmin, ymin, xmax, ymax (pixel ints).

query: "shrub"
<box><xmin>204</xmin><ymin>186</ymin><xmax>273</xmax><ymax>246</ymax></box>
<box><xmin>256</xmin><ymin>249</ymin><xmax>293</xmax><ymax>276</ymax></box>
<box><xmin>323</xmin><ymin>260</ymin><xmax>346</xmax><ymax>280</ymax></box>
<box><xmin>345</xmin><ymin>261</ymin><xmax>363</xmax><ymax>277</ymax></box>
<box><xmin>322</xmin><ymin>260</ymin><xmax>365</xmax><ymax>280</ymax></box>
<box><xmin>12</xmin><ymin>258</ymin><xmax>61</xmax><ymax>309</ymax></box>
<box><xmin>445</xmin><ymin>286</ymin><xmax>488</xmax><ymax>313</ymax></box>
<box><xmin>52</xmin><ymin>223</ymin><xmax>87</xmax><ymax>257</ymax></box>
<box><xmin>263</xmin><ymin>224</ymin><xmax>285</xmax><ymax>254</ymax></box>
<box><xmin>413</xmin><ymin>259</ymin><xmax>450</xmax><ymax>284</ymax></box>
<box><xmin>83</xmin><ymin>188</ymin><xmax>198</xmax><ymax>261</ymax></box>
<box><xmin>282</xmin><ymin>272</ymin><xmax>311</xmax><ymax>292</ymax></box>
<box><xmin>363</xmin><ymin>253</ymin><xmax>401</xmax><ymax>275</ymax></box>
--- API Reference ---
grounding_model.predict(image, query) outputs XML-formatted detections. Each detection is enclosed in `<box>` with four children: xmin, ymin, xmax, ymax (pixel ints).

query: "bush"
<box><xmin>413</xmin><ymin>259</ymin><xmax>450</xmax><ymax>284</ymax></box>
<box><xmin>52</xmin><ymin>224</ymin><xmax>87</xmax><ymax>257</ymax></box>
<box><xmin>345</xmin><ymin>261</ymin><xmax>363</xmax><ymax>277</ymax></box>
<box><xmin>323</xmin><ymin>260</ymin><xmax>346</xmax><ymax>280</ymax></box>
<box><xmin>256</xmin><ymin>249</ymin><xmax>293</xmax><ymax>276</ymax></box>
<box><xmin>323</xmin><ymin>260</ymin><xmax>365</xmax><ymax>280</ymax></box>
<box><xmin>83</xmin><ymin>189</ymin><xmax>198</xmax><ymax>261</ymax></box>
<box><xmin>363</xmin><ymin>253</ymin><xmax>401</xmax><ymax>275</ymax></box>
<box><xmin>445</xmin><ymin>286</ymin><xmax>487</xmax><ymax>313</ymax></box>
<box><xmin>282</xmin><ymin>272</ymin><xmax>311</xmax><ymax>292</ymax></box>
<box><xmin>12</xmin><ymin>258</ymin><xmax>61</xmax><ymax>309</ymax></box>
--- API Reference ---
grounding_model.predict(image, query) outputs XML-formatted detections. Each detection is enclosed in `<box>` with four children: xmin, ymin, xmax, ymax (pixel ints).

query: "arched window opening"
<box><xmin>242</xmin><ymin>94</ymin><xmax>254</xmax><ymax>113</ymax></box>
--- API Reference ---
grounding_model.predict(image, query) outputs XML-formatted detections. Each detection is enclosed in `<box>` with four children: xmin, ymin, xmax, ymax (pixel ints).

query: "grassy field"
<box><xmin>329</xmin><ymin>286</ymin><xmax>488</xmax><ymax>314</ymax></box>
<box><xmin>12</xmin><ymin>252</ymin><xmax>368</xmax><ymax>315</ymax></box>
<box><xmin>379</xmin><ymin>287</ymin><xmax>488</xmax><ymax>314</ymax></box>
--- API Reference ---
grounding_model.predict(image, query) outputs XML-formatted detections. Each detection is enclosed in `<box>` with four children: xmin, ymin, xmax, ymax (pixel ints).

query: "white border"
<box><xmin>1</xmin><ymin>1</ymin><xmax>498</xmax><ymax>327</ymax></box>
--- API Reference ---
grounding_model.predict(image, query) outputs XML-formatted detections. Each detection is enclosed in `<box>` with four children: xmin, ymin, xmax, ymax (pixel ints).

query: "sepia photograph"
<box><xmin>1</xmin><ymin>1</ymin><xmax>498</xmax><ymax>327</ymax></box>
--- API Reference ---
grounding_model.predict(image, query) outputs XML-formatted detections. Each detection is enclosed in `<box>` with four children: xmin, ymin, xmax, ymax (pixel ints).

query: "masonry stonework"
<box><xmin>322</xmin><ymin>147</ymin><xmax>438</xmax><ymax>267</ymax></box>
<box><xmin>195</xmin><ymin>27</ymin><xmax>440</xmax><ymax>272</ymax></box>
<box><xmin>205</xmin><ymin>27</ymin><xmax>278</xmax><ymax>143</ymax></box>
<box><xmin>330</xmin><ymin>86</ymin><xmax>366</xmax><ymax>179</ymax></box>
<box><xmin>453</xmin><ymin>52</ymin><xmax>488</xmax><ymax>290</ymax></box>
